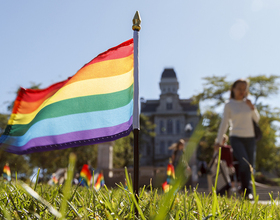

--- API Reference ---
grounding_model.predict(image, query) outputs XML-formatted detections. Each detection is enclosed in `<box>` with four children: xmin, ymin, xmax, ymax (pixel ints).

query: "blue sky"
<box><xmin>1</xmin><ymin>0</ymin><xmax>280</xmax><ymax>114</ymax></box>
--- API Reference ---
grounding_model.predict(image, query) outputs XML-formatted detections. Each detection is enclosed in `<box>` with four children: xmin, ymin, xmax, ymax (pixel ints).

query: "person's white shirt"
<box><xmin>216</xmin><ymin>99</ymin><xmax>260</xmax><ymax>145</ymax></box>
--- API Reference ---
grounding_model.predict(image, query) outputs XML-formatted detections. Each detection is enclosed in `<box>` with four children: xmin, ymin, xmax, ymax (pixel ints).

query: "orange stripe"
<box><xmin>65</xmin><ymin>54</ymin><xmax>133</xmax><ymax>86</ymax></box>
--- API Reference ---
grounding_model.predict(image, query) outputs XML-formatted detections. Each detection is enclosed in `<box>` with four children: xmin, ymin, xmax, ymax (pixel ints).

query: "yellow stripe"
<box><xmin>8</xmin><ymin>69</ymin><xmax>133</xmax><ymax>125</ymax></box>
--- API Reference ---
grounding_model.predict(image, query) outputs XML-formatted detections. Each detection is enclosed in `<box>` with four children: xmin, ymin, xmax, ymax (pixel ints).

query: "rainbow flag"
<box><xmin>162</xmin><ymin>181</ymin><xmax>171</xmax><ymax>193</ymax></box>
<box><xmin>94</xmin><ymin>171</ymin><xmax>105</xmax><ymax>190</ymax></box>
<box><xmin>79</xmin><ymin>164</ymin><xmax>92</xmax><ymax>187</ymax></box>
<box><xmin>166</xmin><ymin>163</ymin><xmax>175</xmax><ymax>184</ymax></box>
<box><xmin>0</xmin><ymin>39</ymin><xmax>134</xmax><ymax>154</ymax></box>
<box><xmin>3</xmin><ymin>164</ymin><xmax>11</xmax><ymax>181</ymax></box>
<box><xmin>162</xmin><ymin>159</ymin><xmax>175</xmax><ymax>193</ymax></box>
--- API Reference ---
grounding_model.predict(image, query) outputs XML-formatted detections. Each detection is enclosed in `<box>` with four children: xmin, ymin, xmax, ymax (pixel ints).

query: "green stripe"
<box><xmin>6</xmin><ymin>84</ymin><xmax>133</xmax><ymax>137</ymax></box>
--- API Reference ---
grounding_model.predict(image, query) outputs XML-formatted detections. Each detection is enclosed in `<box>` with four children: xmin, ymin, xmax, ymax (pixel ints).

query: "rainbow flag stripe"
<box><xmin>166</xmin><ymin>163</ymin><xmax>175</xmax><ymax>183</ymax></box>
<box><xmin>79</xmin><ymin>164</ymin><xmax>92</xmax><ymax>187</ymax></box>
<box><xmin>0</xmin><ymin>39</ymin><xmax>134</xmax><ymax>154</ymax></box>
<box><xmin>162</xmin><ymin>181</ymin><xmax>172</xmax><ymax>193</ymax></box>
<box><xmin>94</xmin><ymin>172</ymin><xmax>105</xmax><ymax>190</ymax></box>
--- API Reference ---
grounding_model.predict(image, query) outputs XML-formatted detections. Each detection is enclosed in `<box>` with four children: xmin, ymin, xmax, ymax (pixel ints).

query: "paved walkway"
<box><xmin>195</xmin><ymin>175</ymin><xmax>280</xmax><ymax>201</ymax></box>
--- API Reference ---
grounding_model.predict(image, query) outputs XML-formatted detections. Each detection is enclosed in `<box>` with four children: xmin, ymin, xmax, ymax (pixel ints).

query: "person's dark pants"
<box><xmin>229</xmin><ymin>136</ymin><xmax>256</xmax><ymax>195</ymax></box>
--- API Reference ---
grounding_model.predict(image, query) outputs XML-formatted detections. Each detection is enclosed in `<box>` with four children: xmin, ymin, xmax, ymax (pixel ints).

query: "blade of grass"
<box><xmin>0</xmin><ymin>204</ymin><xmax>12</xmax><ymax>220</ymax></box>
<box><xmin>193</xmin><ymin>191</ymin><xmax>203</xmax><ymax>220</ymax></box>
<box><xmin>67</xmin><ymin>200</ymin><xmax>82</xmax><ymax>219</ymax></box>
<box><xmin>211</xmin><ymin>147</ymin><xmax>221</xmax><ymax>218</ymax></box>
<box><xmin>183</xmin><ymin>187</ymin><xmax>187</xmax><ymax>220</ymax></box>
<box><xmin>214</xmin><ymin>148</ymin><xmax>221</xmax><ymax>193</ymax></box>
<box><xmin>124</xmin><ymin>167</ymin><xmax>146</xmax><ymax>219</ymax></box>
<box><xmin>59</xmin><ymin>153</ymin><xmax>76</xmax><ymax>219</ymax></box>
<box><xmin>34</xmin><ymin>168</ymin><xmax>40</xmax><ymax>191</ymax></box>
<box><xmin>18</xmin><ymin>182</ymin><xmax>62</xmax><ymax>218</ymax></box>
<box><xmin>268</xmin><ymin>193</ymin><xmax>276</xmax><ymax>220</ymax></box>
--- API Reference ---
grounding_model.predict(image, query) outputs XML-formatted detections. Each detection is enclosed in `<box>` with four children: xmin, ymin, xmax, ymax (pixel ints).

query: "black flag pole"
<box><xmin>132</xmin><ymin>11</ymin><xmax>141</xmax><ymax>200</ymax></box>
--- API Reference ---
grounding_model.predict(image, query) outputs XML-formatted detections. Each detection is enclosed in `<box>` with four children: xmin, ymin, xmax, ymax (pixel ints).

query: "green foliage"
<box><xmin>197</xmin><ymin>111</ymin><xmax>221</xmax><ymax>163</ymax></box>
<box><xmin>248</xmin><ymin>75</ymin><xmax>280</xmax><ymax>105</ymax></box>
<box><xmin>113</xmin><ymin>132</ymin><xmax>134</xmax><ymax>168</ymax></box>
<box><xmin>255</xmin><ymin>105</ymin><xmax>280</xmax><ymax>171</ymax></box>
<box><xmin>192</xmin><ymin>75</ymin><xmax>231</xmax><ymax>107</ymax></box>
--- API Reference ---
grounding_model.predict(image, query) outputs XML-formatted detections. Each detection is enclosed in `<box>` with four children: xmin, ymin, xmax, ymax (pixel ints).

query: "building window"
<box><xmin>167</xmin><ymin>119</ymin><xmax>173</xmax><ymax>134</ymax></box>
<box><xmin>155</xmin><ymin>143</ymin><xmax>160</xmax><ymax>155</ymax></box>
<box><xmin>166</xmin><ymin>103</ymin><xmax>172</xmax><ymax>110</ymax></box>
<box><xmin>160</xmin><ymin>120</ymin><xmax>165</xmax><ymax>134</ymax></box>
<box><xmin>176</xmin><ymin>120</ymin><xmax>180</xmax><ymax>134</ymax></box>
<box><xmin>160</xmin><ymin>141</ymin><xmax>165</xmax><ymax>155</ymax></box>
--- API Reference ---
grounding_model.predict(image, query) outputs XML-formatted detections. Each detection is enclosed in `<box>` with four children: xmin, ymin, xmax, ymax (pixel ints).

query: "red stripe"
<box><xmin>81</xmin><ymin>38</ymin><xmax>133</xmax><ymax>69</ymax></box>
<box><xmin>12</xmin><ymin>79</ymin><xmax>70</xmax><ymax>114</ymax></box>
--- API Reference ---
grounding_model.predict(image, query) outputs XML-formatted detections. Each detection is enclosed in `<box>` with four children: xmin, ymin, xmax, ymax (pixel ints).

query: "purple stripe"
<box><xmin>2</xmin><ymin>116</ymin><xmax>133</xmax><ymax>155</ymax></box>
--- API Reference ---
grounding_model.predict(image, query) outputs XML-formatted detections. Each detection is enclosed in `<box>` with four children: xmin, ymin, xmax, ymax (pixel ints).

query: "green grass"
<box><xmin>0</xmin><ymin>176</ymin><xmax>280</xmax><ymax>219</ymax></box>
<box><xmin>1</xmin><ymin>152</ymin><xmax>280</xmax><ymax>219</ymax></box>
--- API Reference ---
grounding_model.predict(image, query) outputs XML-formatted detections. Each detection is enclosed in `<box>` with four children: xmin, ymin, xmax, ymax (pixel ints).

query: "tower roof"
<box><xmin>161</xmin><ymin>68</ymin><xmax>177</xmax><ymax>79</ymax></box>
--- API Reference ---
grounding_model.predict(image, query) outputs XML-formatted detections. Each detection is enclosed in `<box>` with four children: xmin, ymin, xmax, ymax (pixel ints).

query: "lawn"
<box><xmin>1</xmin><ymin>155</ymin><xmax>279</xmax><ymax>220</ymax></box>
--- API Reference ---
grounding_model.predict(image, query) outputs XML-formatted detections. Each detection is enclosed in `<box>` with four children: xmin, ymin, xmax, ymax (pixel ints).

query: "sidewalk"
<box><xmin>195</xmin><ymin>175</ymin><xmax>280</xmax><ymax>201</ymax></box>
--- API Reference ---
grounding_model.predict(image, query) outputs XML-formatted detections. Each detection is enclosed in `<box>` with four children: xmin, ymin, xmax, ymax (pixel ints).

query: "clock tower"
<box><xmin>141</xmin><ymin>68</ymin><xmax>200</xmax><ymax>167</ymax></box>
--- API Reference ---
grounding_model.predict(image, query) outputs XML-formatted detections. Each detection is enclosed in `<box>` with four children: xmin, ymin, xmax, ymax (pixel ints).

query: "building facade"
<box><xmin>140</xmin><ymin>68</ymin><xmax>200</xmax><ymax>167</ymax></box>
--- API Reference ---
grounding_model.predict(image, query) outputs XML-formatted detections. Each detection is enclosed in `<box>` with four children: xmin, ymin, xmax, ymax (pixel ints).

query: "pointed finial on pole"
<box><xmin>132</xmin><ymin>11</ymin><xmax>141</xmax><ymax>31</ymax></box>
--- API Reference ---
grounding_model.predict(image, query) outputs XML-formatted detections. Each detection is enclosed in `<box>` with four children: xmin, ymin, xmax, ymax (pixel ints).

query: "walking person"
<box><xmin>215</xmin><ymin>79</ymin><xmax>260</xmax><ymax>199</ymax></box>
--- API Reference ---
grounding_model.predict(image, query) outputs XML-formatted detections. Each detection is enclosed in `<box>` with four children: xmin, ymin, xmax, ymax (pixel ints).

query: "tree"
<box><xmin>248</xmin><ymin>75</ymin><xmax>280</xmax><ymax>105</ymax></box>
<box><xmin>254</xmin><ymin>104</ymin><xmax>280</xmax><ymax>171</ymax></box>
<box><xmin>193</xmin><ymin>75</ymin><xmax>280</xmax><ymax>172</ymax></box>
<box><xmin>197</xmin><ymin>110</ymin><xmax>221</xmax><ymax>163</ymax></box>
<box><xmin>113</xmin><ymin>132</ymin><xmax>134</xmax><ymax>168</ymax></box>
<box><xmin>192</xmin><ymin>76</ymin><xmax>231</xmax><ymax>109</ymax></box>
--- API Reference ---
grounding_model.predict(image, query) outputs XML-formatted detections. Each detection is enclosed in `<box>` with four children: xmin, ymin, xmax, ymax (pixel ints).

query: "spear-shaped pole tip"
<box><xmin>132</xmin><ymin>11</ymin><xmax>141</xmax><ymax>31</ymax></box>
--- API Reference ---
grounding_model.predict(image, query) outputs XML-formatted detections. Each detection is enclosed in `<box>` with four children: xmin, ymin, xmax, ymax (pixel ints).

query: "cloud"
<box><xmin>229</xmin><ymin>19</ymin><xmax>249</xmax><ymax>41</ymax></box>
